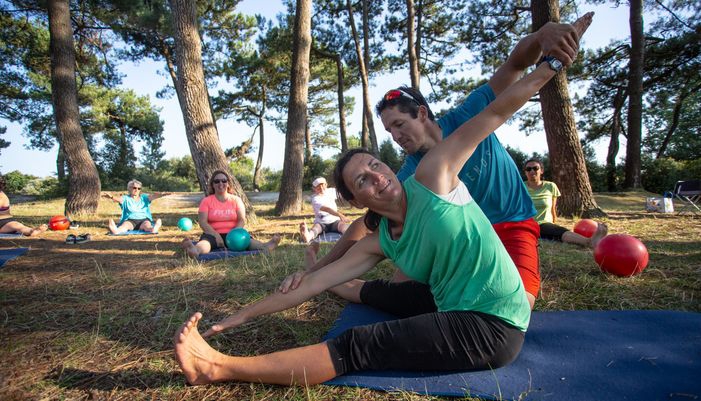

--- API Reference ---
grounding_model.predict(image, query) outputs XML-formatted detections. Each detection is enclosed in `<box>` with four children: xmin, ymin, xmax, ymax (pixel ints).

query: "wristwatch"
<box><xmin>538</xmin><ymin>55</ymin><xmax>563</xmax><ymax>72</ymax></box>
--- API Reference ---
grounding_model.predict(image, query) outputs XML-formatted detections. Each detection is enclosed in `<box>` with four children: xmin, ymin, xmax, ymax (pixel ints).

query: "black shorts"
<box><xmin>319</xmin><ymin>220</ymin><xmax>341</xmax><ymax>234</ymax></box>
<box><xmin>0</xmin><ymin>217</ymin><xmax>18</xmax><ymax>230</ymax></box>
<box><xmin>199</xmin><ymin>232</ymin><xmax>228</xmax><ymax>250</ymax></box>
<box><xmin>123</xmin><ymin>218</ymin><xmax>151</xmax><ymax>230</ymax></box>
<box><xmin>539</xmin><ymin>222</ymin><xmax>569</xmax><ymax>242</ymax></box>
<box><xmin>326</xmin><ymin>279</ymin><xmax>525</xmax><ymax>375</ymax></box>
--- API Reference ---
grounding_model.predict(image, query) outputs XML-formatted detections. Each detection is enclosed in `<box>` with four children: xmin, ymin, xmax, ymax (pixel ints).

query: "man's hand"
<box><xmin>278</xmin><ymin>271</ymin><xmax>306</xmax><ymax>293</ymax></box>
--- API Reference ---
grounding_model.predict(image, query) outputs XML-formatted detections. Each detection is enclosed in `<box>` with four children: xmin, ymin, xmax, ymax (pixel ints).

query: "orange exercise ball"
<box><xmin>48</xmin><ymin>215</ymin><xmax>70</xmax><ymax>231</ymax></box>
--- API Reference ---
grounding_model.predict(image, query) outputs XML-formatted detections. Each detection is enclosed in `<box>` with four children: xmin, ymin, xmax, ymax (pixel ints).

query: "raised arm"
<box><xmin>101</xmin><ymin>192</ymin><xmax>122</xmax><ymax>204</ymax></box>
<box><xmin>489</xmin><ymin>13</ymin><xmax>592</xmax><ymax>96</ymax></box>
<box><xmin>417</xmin><ymin>14</ymin><xmax>592</xmax><ymax>194</ymax></box>
<box><xmin>205</xmin><ymin>233</ymin><xmax>385</xmax><ymax>337</ymax></box>
<box><xmin>148</xmin><ymin>192</ymin><xmax>172</xmax><ymax>201</ymax></box>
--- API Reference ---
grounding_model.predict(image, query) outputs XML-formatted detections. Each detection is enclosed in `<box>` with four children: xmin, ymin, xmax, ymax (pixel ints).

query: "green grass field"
<box><xmin>0</xmin><ymin>191</ymin><xmax>699</xmax><ymax>400</ymax></box>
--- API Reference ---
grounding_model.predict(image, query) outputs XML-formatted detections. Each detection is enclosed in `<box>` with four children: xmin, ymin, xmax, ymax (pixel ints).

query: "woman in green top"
<box><xmin>172</xmin><ymin>14</ymin><xmax>592</xmax><ymax>386</ymax></box>
<box><xmin>524</xmin><ymin>159</ymin><xmax>607</xmax><ymax>248</ymax></box>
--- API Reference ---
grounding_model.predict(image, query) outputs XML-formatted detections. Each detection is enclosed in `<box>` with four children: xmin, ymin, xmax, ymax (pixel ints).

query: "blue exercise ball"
<box><xmin>226</xmin><ymin>228</ymin><xmax>251</xmax><ymax>251</ymax></box>
<box><xmin>177</xmin><ymin>217</ymin><xmax>193</xmax><ymax>231</ymax></box>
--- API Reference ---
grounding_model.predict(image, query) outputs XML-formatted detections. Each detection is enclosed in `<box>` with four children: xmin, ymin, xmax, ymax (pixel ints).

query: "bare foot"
<box><xmin>304</xmin><ymin>241</ymin><xmax>320</xmax><ymax>269</ymax></box>
<box><xmin>181</xmin><ymin>238</ymin><xmax>199</xmax><ymax>258</ymax></box>
<box><xmin>590</xmin><ymin>223</ymin><xmax>608</xmax><ymax>249</ymax></box>
<box><xmin>173</xmin><ymin>312</ymin><xmax>226</xmax><ymax>385</ymax></box>
<box><xmin>29</xmin><ymin>224</ymin><xmax>48</xmax><ymax>236</ymax></box>
<box><xmin>108</xmin><ymin>219</ymin><xmax>119</xmax><ymax>235</ymax></box>
<box><xmin>299</xmin><ymin>222</ymin><xmax>312</xmax><ymax>243</ymax></box>
<box><xmin>265</xmin><ymin>234</ymin><xmax>282</xmax><ymax>252</ymax></box>
<box><xmin>152</xmin><ymin>219</ymin><xmax>162</xmax><ymax>234</ymax></box>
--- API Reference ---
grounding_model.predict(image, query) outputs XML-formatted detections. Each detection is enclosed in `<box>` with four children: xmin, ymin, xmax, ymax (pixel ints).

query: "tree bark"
<box><xmin>335</xmin><ymin>53</ymin><xmax>349</xmax><ymax>152</ymax></box>
<box><xmin>48</xmin><ymin>0</ymin><xmax>101</xmax><ymax>217</ymax></box>
<box><xmin>347</xmin><ymin>0</ymin><xmax>378</xmax><ymax>154</ymax></box>
<box><xmin>606</xmin><ymin>88</ymin><xmax>626</xmax><ymax>191</ymax></box>
<box><xmin>623</xmin><ymin>0</ymin><xmax>644</xmax><ymax>189</ymax></box>
<box><xmin>406</xmin><ymin>0</ymin><xmax>420</xmax><ymax>89</ymax></box>
<box><xmin>531</xmin><ymin>0</ymin><xmax>604</xmax><ymax>217</ymax></box>
<box><xmin>253</xmin><ymin>92</ymin><xmax>266</xmax><ymax>191</ymax></box>
<box><xmin>274</xmin><ymin>0</ymin><xmax>311</xmax><ymax>215</ymax></box>
<box><xmin>168</xmin><ymin>0</ymin><xmax>253</xmax><ymax>213</ymax></box>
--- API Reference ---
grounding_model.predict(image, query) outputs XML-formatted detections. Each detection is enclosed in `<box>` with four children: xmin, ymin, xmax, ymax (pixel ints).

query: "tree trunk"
<box><xmin>606</xmin><ymin>88</ymin><xmax>626</xmax><ymax>191</ymax></box>
<box><xmin>48</xmin><ymin>0</ymin><xmax>101</xmax><ymax>217</ymax></box>
<box><xmin>253</xmin><ymin>93</ymin><xmax>266</xmax><ymax>191</ymax></box>
<box><xmin>531</xmin><ymin>0</ymin><xmax>604</xmax><ymax>217</ymax></box>
<box><xmin>56</xmin><ymin>141</ymin><xmax>66</xmax><ymax>180</ymax></box>
<box><xmin>347</xmin><ymin>0</ymin><xmax>378</xmax><ymax>154</ymax></box>
<box><xmin>623</xmin><ymin>0</ymin><xmax>644</xmax><ymax>189</ymax></box>
<box><xmin>304</xmin><ymin>119</ymin><xmax>312</xmax><ymax>161</ymax></box>
<box><xmin>335</xmin><ymin>53</ymin><xmax>348</xmax><ymax>152</ymax></box>
<box><xmin>406</xmin><ymin>0</ymin><xmax>420</xmax><ymax>89</ymax></box>
<box><xmin>274</xmin><ymin>0</ymin><xmax>311</xmax><ymax>215</ymax></box>
<box><xmin>168</xmin><ymin>0</ymin><xmax>253</xmax><ymax>214</ymax></box>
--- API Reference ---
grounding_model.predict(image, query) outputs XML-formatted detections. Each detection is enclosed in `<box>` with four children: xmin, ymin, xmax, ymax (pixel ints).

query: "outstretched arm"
<box><xmin>489</xmin><ymin>12</ymin><xmax>593</xmax><ymax>96</ymax></box>
<box><xmin>417</xmin><ymin>14</ymin><xmax>593</xmax><ymax>194</ymax></box>
<box><xmin>148</xmin><ymin>192</ymin><xmax>172</xmax><ymax>201</ymax></box>
<box><xmin>101</xmin><ymin>192</ymin><xmax>122</xmax><ymax>204</ymax></box>
<box><xmin>205</xmin><ymin>234</ymin><xmax>385</xmax><ymax>337</ymax></box>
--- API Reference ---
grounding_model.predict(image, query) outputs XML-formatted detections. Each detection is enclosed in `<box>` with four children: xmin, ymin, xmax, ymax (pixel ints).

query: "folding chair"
<box><xmin>672</xmin><ymin>180</ymin><xmax>701</xmax><ymax>215</ymax></box>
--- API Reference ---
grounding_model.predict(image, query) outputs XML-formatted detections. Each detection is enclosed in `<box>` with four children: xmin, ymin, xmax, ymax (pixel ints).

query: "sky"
<box><xmin>0</xmin><ymin>1</ymin><xmax>633</xmax><ymax>178</ymax></box>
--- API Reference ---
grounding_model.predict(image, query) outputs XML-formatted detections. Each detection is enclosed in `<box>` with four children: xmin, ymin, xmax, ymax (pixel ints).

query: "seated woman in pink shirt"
<box><xmin>181</xmin><ymin>170</ymin><xmax>280</xmax><ymax>258</ymax></box>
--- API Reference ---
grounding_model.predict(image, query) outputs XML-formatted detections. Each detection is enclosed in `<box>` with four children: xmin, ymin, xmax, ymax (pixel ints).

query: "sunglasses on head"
<box><xmin>213</xmin><ymin>179</ymin><xmax>228</xmax><ymax>184</ymax></box>
<box><xmin>383</xmin><ymin>89</ymin><xmax>418</xmax><ymax>104</ymax></box>
<box><xmin>525</xmin><ymin>166</ymin><xmax>540</xmax><ymax>172</ymax></box>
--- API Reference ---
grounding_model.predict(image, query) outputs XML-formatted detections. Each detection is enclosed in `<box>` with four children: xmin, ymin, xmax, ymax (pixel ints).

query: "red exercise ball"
<box><xmin>594</xmin><ymin>234</ymin><xmax>649</xmax><ymax>277</ymax></box>
<box><xmin>48</xmin><ymin>215</ymin><xmax>70</xmax><ymax>231</ymax></box>
<box><xmin>574</xmin><ymin>219</ymin><xmax>598</xmax><ymax>238</ymax></box>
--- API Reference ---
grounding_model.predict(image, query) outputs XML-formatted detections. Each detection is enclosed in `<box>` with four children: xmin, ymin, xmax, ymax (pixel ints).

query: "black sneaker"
<box><xmin>75</xmin><ymin>234</ymin><xmax>91</xmax><ymax>244</ymax></box>
<box><xmin>65</xmin><ymin>234</ymin><xmax>77</xmax><ymax>244</ymax></box>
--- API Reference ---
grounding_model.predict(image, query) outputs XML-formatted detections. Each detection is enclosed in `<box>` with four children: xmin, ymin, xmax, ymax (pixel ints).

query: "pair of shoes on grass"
<box><xmin>66</xmin><ymin>233</ymin><xmax>91</xmax><ymax>244</ymax></box>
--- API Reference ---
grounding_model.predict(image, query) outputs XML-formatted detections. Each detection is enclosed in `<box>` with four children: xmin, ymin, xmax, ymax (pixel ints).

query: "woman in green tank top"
<box><xmin>172</xmin><ymin>14</ymin><xmax>592</xmax><ymax>386</ymax></box>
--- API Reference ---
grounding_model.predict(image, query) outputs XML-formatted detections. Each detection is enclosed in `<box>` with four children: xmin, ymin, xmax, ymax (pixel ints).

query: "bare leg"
<box><xmin>3</xmin><ymin>221</ymin><xmax>47</xmax><ymax>237</ymax></box>
<box><xmin>144</xmin><ymin>219</ymin><xmax>162</xmax><ymax>233</ymax></box>
<box><xmin>249</xmin><ymin>234</ymin><xmax>282</xmax><ymax>252</ymax></box>
<box><xmin>114</xmin><ymin>221</ymin><xmax>134</xmax><ymax>234</ymax></box>
<box><xmin>174</xmin><ymin>312</ymin><xmax>337</xmax><ymax>386</ymax></box>
<box><xmin>328</xmin><ymin>279</ymin><xmax>365</xmax><ymax>303</ymax></box>
<box><xmin>182</xmin><ymin>238</ymin><xmax>211</xmax><ymax>258</ymax></box>
<box><xmin>561</xmin><ymin>230</ymin><xmax>592</xmax><ymax>247</ymax></box>
<box><xmin>107</xmin><ymin>219</ymin><xmax>119</xmax><ymax>234</ymax></box>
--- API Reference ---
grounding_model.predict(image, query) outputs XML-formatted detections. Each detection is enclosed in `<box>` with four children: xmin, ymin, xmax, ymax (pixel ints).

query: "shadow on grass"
<box><xmin>48</xmin><ymin>366</ymin><xmax>180</xmax><ymax>391</ymax></box>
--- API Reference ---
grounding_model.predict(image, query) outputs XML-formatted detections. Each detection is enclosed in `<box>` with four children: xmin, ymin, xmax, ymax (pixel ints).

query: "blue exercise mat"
<box><xmin>323</xmin><ymin>303</ymin><xmax>701</xmax><ymax>400</ymax></box>
<box><xmin>314</xmin><ymin>232</ymin><xmax>342</xmax><ymax>243</ymax></box>
<box><xmin>197</xmin><ymin>248</ymin><xmax>263</xmax><ymax>261</ymax></box>
<box><xmin>109</xmin><ymin>230</ymin><xmax>158</xmax><ymax>236</ymax></box>
<box><xmin>0</xmin><ymin>247</ymin><xmax>29</xmax><ymax>267</ymax></box>
<box><xmin>0</xmin><ymin>232</ymin><xmax>22</xmax><ymax>238</ymax></box>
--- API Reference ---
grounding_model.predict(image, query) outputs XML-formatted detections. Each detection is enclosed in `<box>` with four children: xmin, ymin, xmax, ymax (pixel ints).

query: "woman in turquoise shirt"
<box><xmin>102</xmin><ymin>179</ymin><xmax>170</xmax><ymax>234</ymax></box>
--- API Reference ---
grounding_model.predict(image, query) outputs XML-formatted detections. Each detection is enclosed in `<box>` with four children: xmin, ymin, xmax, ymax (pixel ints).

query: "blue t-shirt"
<box><xmin>119</xmin><ymin>194</ymin><xmax>153</xmax><ymax>223</ymax></box>
<box><xmin>396</xmin><ymin>84</ymin><xmax>535</xmax><ymax>224</ymax></box>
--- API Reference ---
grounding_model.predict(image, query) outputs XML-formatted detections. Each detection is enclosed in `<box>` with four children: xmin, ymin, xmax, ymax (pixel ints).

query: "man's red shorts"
<box><xmin>493</xmin><ymin>218</ymin><xmax>541</xmax><ymax>298</ymax></box>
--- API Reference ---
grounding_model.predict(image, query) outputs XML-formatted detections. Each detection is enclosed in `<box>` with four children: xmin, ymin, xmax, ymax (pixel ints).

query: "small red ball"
<box><xmin>48</xmin><ymin>215</ymin><xmax>70</xmax><ymax>231</ymax></box>
<box><xmin>594</xmin><ymin>234</ymin><xmax>649</xmax><ymax>277</ymax></box>
<box><xmin>574</xmin><ymin>219</ymin><xmax>598</xmax><ymax>238</ymax></box>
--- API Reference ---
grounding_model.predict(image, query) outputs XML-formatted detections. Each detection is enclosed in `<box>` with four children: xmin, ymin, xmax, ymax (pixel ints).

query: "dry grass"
<box><xmin>0</xmin><ymin>191</ymin><xmax>699</xmax><ymax>400</ymax></box>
